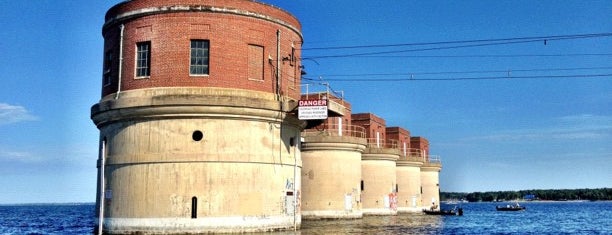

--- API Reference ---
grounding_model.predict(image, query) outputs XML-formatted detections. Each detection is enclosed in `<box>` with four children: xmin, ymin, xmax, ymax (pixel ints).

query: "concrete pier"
<box><xmin>360</xmin><ymin>146</ymin><xmax>400</xmax><ymax>215</ymax></box>
<box><xmin>396</xmin><ymin>156</ymin><xmax>424</xmax><ymax>213</ymax></box>
<box><xmin>301</xmin><ymin>134</ymin><xmax>366</xmax><ymax>219</ymax></box>
<box><xmin>92</xmin><ymin>88</ymin><xmax>303</xmax><ymax>233</ymax></box>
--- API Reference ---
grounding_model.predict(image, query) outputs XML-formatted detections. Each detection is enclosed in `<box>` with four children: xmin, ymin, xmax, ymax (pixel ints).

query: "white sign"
<box><xmin>298</xmin><ymin>99</ymin><xmax>328</xmax><ymax>120</ymax></box>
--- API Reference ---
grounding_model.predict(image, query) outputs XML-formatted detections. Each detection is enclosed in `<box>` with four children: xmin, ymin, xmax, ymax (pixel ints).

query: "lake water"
<box><xmin>1</xmin><ymin>201</ymin><xmax>610</xmax><ymax>234</ymax></box>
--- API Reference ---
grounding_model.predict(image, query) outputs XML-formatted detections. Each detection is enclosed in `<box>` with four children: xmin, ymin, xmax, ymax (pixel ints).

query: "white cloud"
<box><xmin>0</xmin><ymin>103</ymin><xmax>38</xmax><ymax>125</ymax></box>
<box><xmin>556</xmin><ymin>114</ymin><xmax>612</xmax><ymax>127</ymax></box>
<box><xmin>0</xmin><ymin>143</ymin><xmax>96</xmax><ymax>166</ymax></box>
<box><xmin>0</xmin><ymin>149</ymin><xmax>43</xmax><ymax>163</ymax></box>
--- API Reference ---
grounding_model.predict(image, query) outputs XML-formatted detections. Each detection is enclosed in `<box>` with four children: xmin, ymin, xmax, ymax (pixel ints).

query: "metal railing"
<box><xmin>422</xmin><ymin>155</ymin><xmax>442</xmax><ymax>167</ymax></box>
<box><xmin>398</xmin><ymin>148</ymin><xmax>426</xmax><ymax>162</ymax></box>
<box><xmin>300</xmin><ymin>83</ymin><xmax>345</xmax><ymax>106</ymax></box>
<box><xmin>366</xmin><ymin>138</ymin><xmax>399</xmax><ymax>149</ymax></box>
<box><xmin>395</xmin><ymin>148</ymin><xmax>442</xmax><ymax>164</ymax></box>
<box><xmin>302</xmin><ymin>123</ymin><xmax>367</xmax><ymax>138</ymax></box>
<box><xmin>428</xmin><ymin>155</ymin><xmax>441</xmax><ymax>164</ymax></box>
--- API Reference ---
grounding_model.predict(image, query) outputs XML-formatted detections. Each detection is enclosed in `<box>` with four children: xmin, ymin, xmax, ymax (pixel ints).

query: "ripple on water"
<box><xmin>0</xmin><ymin>202</ymin><xmax>610</xmax><ymax>234</ymax></box>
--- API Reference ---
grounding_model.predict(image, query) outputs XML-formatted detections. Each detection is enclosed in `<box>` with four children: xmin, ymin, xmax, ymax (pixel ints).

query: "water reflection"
<box><xmin>255</xmin><ymin>214</ymin><xmax>444</xmax><ymax>234</ymax></box>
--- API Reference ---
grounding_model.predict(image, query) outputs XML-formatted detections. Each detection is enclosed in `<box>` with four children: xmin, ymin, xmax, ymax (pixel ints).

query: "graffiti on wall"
<box><xmin>387</xmin><ymin>193</ymin><xmax>398</xmax><ymax>211</ymax></box>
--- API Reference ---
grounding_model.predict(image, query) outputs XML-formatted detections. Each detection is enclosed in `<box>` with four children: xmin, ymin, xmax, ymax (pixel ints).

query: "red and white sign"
<box><xmin>298</xmin><ymin>99</ymin><xmax>328</xmax><ymax>120</ymax></box>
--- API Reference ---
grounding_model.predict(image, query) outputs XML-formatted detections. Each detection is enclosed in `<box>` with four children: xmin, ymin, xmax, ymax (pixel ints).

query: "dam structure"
<box><xmin>91</xmin><ymin>0</ymin><xmax>305</xmax><ymax>233</ymax></box>
<box><xmin>387</xmin><ymin>127</ymin><xmax>425</xmax><ymax>213</ymax></box>
<box><xmin>300</xmin><ymin>99</ymin><xmax>443</xmax><ymax>218</ymax></box>
<box><xmin>91</xmin><ymin>1</ymin><xmax>443</xmax><ymax>233</ymax></box>
<box><xmin>412</xmin><ymin>137</ymin><xmax>443</xmax><ymax>208</ymax></box>
<box><xmin>352</xmin><ymin>113</ymin><xmax>400</xmax><ymax>216</ymax></box>
<box><xmin>300</xmin><ymin>94</ymin><xmax>367</xmax><ymax>219</ymax></box>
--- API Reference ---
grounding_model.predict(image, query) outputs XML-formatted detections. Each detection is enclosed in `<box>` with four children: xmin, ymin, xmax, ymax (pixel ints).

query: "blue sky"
<box><xmin>0</xmin><ymin>1</ymin><xmax>610</xmax><ymax>204</ymax></box>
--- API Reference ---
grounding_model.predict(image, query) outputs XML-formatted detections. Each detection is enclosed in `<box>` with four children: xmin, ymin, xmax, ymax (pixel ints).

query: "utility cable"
<box><xmin>301</xmin><ymin>32</ymin><xmax>612</xmax><ymax>50</ymax></box>
<box><xmin>304</xmin><ymin>73</ymin><xmax>612</xmax><ymax>82</ymax></box>
<box><xmin>302</xmin><ymin>33</ymin><xmax>612</xmax><ymax>59</ymax></box>
<box><xmin>315</xmin><ymin>66</ymin><xmax>612</xmax><ymax>77</ymax></box>
<box><xmin>352</xmin><ymin>53</ymin><xmax>612</xmax><ymax>59</ymax></box>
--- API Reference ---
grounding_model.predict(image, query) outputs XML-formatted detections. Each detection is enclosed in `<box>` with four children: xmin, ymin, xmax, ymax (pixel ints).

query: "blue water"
<box><xmin>296</xmin><ymin>201</ymin><xmax>612</xmax><ymax>235</ymax></box>
<box><xmin>0</xmin><ymin>204</ymin><xmax>95</xmax><ymax>234</ymax></box>
<box><xmin>0</xmin><ymin>201</ymin><xmax>610</xmax><ymax>234</ymax></box>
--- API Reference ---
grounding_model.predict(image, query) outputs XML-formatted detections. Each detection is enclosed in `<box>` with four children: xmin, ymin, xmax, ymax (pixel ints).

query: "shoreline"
<box><xmin>441</xmin><ymin>200</ymin><xmax>610</xmax><ymax>204</ymax></box>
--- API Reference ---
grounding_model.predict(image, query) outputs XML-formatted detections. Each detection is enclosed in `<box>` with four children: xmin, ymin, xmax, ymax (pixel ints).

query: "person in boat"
<box><xmin>430</xmin><ymin>202</ymin><xmax>438</xmax><ymax>210</ymax></box>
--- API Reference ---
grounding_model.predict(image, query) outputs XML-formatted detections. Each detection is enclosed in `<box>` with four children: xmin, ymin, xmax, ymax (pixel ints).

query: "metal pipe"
<box><xmin>293</xmin><ymin>134</ymin><xmax>298</xmax><ymax>231</ymax></box>
<box><xmin>97</xmin><ymin>140</ymin><xmax>106</xmax><ymax>235</ymax></box>
<box><xmin>115</xmin><ymin>24</ymin><xmax>125</xmax><ymax>99</ymax></box>
<box><xmin>276</xmin><ymin>29</ymin><xmax>281</xmax><ymax>101</ymax></box>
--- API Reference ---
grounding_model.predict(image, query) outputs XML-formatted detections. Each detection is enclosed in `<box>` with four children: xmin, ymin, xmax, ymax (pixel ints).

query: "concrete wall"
<box><xmin>360</xmin><ymin>148</ymin><xmax>399</xmax><ymax>215</ymax></box>
<box><xmin>395</xmin><ymin>160</ymin><xmax>423</xmax><ymax>212</ymax></box>
<box><xmin>93</xmin><ymin>88</ymin><xmax>304</xmax><ymax>233</ymax></box>
<box><xmin>420</xmin><ymin>164</ymin><xmax>441</xmax><ymax>209</ymax></box>
<box><xmin>300</xmin><ymin>135</ymin><xmax>366</xmax><ymax>219</ymax></box>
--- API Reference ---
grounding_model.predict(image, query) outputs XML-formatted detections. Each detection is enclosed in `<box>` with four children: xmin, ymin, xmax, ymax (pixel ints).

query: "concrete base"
<box><xmin>97</xmin><ymin>215</ymin><xmax>301</xmax><ymax>234</ymax></box>
<box><xmin>397</xmin><ymin>207</ymin><xmax>426</xmax><ymax>213</ymax></box>
<box><xmin>301</xmin><ymin>210</ymin><xmax>363</xmax><ymax>220</ymax></box>
<box><xmin>362</xmin><ymin>208</ymin><xmax>397</xmax><ymax>216</ymax></box>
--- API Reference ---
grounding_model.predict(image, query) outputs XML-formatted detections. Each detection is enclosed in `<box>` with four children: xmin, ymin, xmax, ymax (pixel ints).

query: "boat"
<box><xmin>496</xmin><ymin>203</ymin><xmax>526</xmax><ymax>211</ymax></box>
<box><xmin>423</xmin><ymin>207</ymin><xmax>463</xmax><ymax>216</ymax></box>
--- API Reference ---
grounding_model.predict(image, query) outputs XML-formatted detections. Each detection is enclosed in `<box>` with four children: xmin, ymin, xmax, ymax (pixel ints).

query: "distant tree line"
<box><xmin>441</xmin><ymin>188</ymin><xmax>612</xmax><ymax>202</ymax></box>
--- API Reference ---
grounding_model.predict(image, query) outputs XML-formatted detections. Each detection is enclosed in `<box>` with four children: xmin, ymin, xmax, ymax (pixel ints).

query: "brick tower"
<box><xmin>91</xmin><ymin>0</ymin><xmax>304</xmax><ymax>233</ymax></box>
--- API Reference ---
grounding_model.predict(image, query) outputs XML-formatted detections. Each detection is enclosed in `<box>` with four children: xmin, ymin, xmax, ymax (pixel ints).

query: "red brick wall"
<box><xmin>101</xmin><ymin>0</ymin><xmax>302</xmax><ymax>99</ymax></box>
<box><xmin>386</xmin><ymin>127</ymin><xmax>411</xmax><ymax>154</ymax></box>
<box><xmin>351</xmin><ymin>113</ymin><xmax>386</xmax><ymax>140</ymax></box>
<box><xmin>410</xmin><ymin>136</ymin><xmax>429</xmax><ymax>157</ymax></box>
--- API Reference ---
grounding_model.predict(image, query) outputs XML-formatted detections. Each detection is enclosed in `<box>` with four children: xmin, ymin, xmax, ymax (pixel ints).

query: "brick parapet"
<box><xmin>105</xmin><ymin>0</ymin><xmax>301</xmax><ymax>32</ymax></box>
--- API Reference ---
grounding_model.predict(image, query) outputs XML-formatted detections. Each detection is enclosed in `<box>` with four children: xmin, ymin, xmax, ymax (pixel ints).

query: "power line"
<box><xmin>352</xmin><ymin>53</ymin><xmax>612</xmax><ymax>59</ymax></box>
<box><xmin>304</xmin><ymin>39</ymin><xmax>541</xmax><ymax>59</ymax></box>
<box><xmin>304</xmin><ymin>73</ymin><xmax>612</xmax><ymax>82</ymax></box>
<box><xmin>301</xmin><ymin>32</ymin><xmax>612</xmax><ymax>50</ymax></box>
<box><xmin>314</xmin><ymin>66</ymin><xmax>612</xmax><ymax>77</ymax></box>
<box><xmin>301</xmin><ymin>33</ymin><xmax>612</xmax><ymax>59</ymax></box>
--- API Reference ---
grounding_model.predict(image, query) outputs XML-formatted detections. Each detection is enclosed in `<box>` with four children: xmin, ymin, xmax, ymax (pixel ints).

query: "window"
<box><xmin>248</xmin><ymin>44</ymin><xmax>264</xmax><ymax>80</ymax></box>
<box><xmin>190</xmin><ymin>40</ymin><xmax>209</xmax><ymax>75</ymax></box>
<box><xmin>103</xmin><ymin>51</ymin><xmax>113</xmax><ymax>86</ymax></box>
<box><xmin>136</xmin><ymin>42</ymin><xmax>151</xmax><ymax>77</ymax></box>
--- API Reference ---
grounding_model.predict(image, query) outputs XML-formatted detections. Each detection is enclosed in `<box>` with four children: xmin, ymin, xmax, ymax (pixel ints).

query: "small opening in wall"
<box><xmin>361</xmin><ymin>180</ymin><xmax>364</xmax><ymax>191</ymax></box>
<box><xmin>192</xmin><ymin>130</ymin><xmax>203</xmax><ymax>141</ymax></box>
<box><xmin>191</xmin><ymin>196</ymin><xmax>198</xmax><ymax>219</ymax></box>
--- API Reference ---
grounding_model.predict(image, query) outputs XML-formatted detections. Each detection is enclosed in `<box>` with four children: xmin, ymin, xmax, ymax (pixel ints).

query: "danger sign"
<box><xmin>298</xmin><ymin>99</ymin><xmax>328</xmax><ymax>120</ymax></box>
